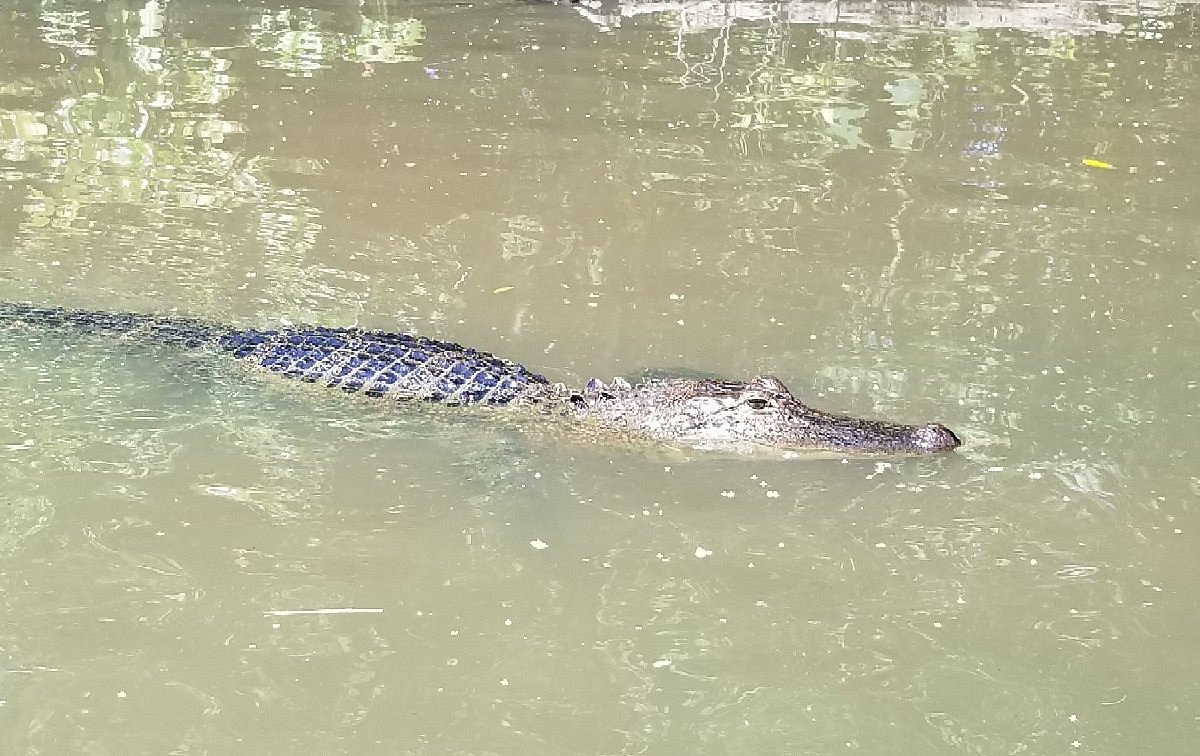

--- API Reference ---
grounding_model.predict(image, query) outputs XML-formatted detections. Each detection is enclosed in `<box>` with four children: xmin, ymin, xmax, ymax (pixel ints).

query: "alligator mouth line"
<box><xmin>790</xmin><ymin>413</ymin><xmax>963</xmax><ymax>455</ymax></box>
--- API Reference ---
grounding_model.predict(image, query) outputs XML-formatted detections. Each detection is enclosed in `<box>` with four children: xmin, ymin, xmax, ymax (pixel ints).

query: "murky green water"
<box><xmin>1</xmin><ymin>0</ymin><xmax>1198</xmax><ymax>753</ymax></box>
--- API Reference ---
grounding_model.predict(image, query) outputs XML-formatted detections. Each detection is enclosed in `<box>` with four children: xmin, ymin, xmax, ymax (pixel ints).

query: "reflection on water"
<box><xmin>1</xmin><ymin>0</ymin><xmax>1199</xmax><ymax>753</ymax></box>
<box><xmin>248</xmin><ymin>6</ymin><xmax>426</xmax><ymax>74</ymax></box>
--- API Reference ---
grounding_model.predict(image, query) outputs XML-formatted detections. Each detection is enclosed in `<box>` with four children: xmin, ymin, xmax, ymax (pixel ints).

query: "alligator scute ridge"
<box><xmin>0</xmin><ymin>301</ymin><xmax>961</xmax><ymax>456</ymax></box>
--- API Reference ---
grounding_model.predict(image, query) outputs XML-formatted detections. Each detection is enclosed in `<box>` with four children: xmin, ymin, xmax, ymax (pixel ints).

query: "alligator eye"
<box><xmin>744</xmin><ymin>397</ymin><xmax>771</xmax><ymax>410</ymax></box>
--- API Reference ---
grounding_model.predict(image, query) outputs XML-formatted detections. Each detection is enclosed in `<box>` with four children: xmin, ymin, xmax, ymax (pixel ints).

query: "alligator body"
<box><xmin>0</xmin><ymin>302</ymin><xmax>961</xmax><ymax>456</ymax></box>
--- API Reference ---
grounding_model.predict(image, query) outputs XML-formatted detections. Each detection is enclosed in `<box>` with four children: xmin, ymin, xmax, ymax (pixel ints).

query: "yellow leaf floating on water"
<box><xmin>493</xmin><ymin>286</ymin><xmax>515</xmax><ymax>294</ymax></box>
<box><xmin>1083</xmin><ymin>158</ymin><xmax>1117</xmax><ymax>170</ymax></box>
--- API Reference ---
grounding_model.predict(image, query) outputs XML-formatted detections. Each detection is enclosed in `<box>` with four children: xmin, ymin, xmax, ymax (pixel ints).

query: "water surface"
<box><xmin>0</xmin><ymin>0</ymin><xmax>1198</xmax><ymax>753</ymax></box>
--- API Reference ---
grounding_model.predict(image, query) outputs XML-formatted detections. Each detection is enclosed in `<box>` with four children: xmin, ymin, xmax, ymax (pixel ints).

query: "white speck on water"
<box><xmin>766</xmin><ymin>490</ymin><xmax>780</xmax><ymax>498</ymax></box>
<box><xmin>694</xmin><ymin>546</ymin><xmax>712</xmax><ymax>558</ymax></box>
<box><xmin>530</xmin><ymin>539</ymin><xmax>548</xmax><ymax>550</ymax></box>
<box><xmin>651</xmin><ymin>658</ymin><xmax>672</xmax><ymax>668</ymax></box>
<box><xmin>720</xmin><ymin>490</ymin><xmax>735</xmax><ymax>498</ymax></box>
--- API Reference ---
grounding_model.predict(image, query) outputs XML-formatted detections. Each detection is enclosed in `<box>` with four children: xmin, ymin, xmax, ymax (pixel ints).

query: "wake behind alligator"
<box><xmin>0</xmin><ymin>302</ymin><xmax>961</xmax><ymax>456</ymax></box>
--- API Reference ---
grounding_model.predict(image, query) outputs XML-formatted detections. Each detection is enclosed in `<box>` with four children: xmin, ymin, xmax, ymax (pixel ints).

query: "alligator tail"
<box><xmin>0</xmin><ymin>301</ymin><xmax>222</xmax><ymax>348</ymax></box>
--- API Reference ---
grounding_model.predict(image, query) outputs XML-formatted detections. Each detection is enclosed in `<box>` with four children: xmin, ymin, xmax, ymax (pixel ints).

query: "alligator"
<box><xmin>0</xmin><ymin>301</ymin><xmax>961</xmax><ymax>456</ymax></box>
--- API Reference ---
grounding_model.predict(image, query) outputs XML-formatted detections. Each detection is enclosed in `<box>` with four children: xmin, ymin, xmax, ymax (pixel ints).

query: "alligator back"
<box><xmin>217</xmin><ymin>328</ymin><xmax>552</xmax><ymax>405</ymax></box>
<box><xmin>0</xmin><ymin>302</ymin><xmax>552</xmax><ymax>406</ymax></box>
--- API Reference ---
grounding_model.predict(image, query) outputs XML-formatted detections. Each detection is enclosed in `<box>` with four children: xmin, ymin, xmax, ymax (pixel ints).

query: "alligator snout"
<box><xmin>913</xmin><ymin>422</ymin><xmax>962</xmax><ymax>453</ymax></box>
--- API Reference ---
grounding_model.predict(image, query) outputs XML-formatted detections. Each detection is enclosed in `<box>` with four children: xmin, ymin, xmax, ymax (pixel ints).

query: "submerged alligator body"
<box><xmin>0</xmin><ymin>302</ymin><xmax>961</xmax><ymax>456</ymax></box>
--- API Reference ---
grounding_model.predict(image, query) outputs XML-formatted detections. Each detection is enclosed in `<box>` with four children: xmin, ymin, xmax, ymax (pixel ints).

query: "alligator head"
<box><xmin>572</xmin><ymin>375</ymin><xmax>961</xmax><ymax>456</ymax></box>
